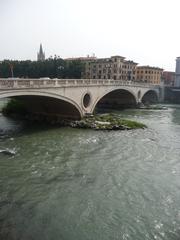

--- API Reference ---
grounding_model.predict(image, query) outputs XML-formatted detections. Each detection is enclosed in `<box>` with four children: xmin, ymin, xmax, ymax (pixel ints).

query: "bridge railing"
<box><xmin>0</xmin><ymin>78</ymin><xmax>159</xmax><ymax>89</ymax></box>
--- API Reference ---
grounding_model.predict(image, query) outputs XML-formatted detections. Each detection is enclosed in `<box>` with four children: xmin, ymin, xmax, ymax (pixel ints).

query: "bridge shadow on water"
<box><xmin>0</xmin><ymin>114</ymin><xmax>73</xmax><ymax>141</ymax></box>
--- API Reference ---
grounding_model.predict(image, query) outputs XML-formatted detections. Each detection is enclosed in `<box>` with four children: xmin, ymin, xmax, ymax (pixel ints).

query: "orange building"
<box><xmin>136</xmin><ymin>66</ymin><xmax>163</xmax><ymax>85</ymax></box>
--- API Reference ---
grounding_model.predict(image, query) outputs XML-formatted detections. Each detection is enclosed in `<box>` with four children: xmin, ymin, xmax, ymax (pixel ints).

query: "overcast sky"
<box><xmin>0</xmin><ymin>0</ymin><xmax>179</xmax><ymax>71</ymax></box>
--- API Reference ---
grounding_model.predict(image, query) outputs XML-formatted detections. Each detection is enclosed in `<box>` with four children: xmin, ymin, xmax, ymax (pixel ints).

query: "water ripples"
<box><xmin>1</xmin><ymin>106</ymin><xmax>180</xmax><ymax>239</ymax></box>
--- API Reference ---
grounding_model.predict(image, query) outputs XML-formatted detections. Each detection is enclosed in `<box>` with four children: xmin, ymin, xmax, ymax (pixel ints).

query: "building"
<box><xmin>135</xmin><ymin>66</ymin><xmax>163</xmax><ymax>85</ymax></box>
<box><xmin>175</xmin><ymin>57</ymin><xmax>180</xmax><ymax>87</ymax></box>
<box><xmin>37</xmin><ymin>44</ymin><xmax>45</xmax><ymax>61</ymax></box>
<box><xmin>82</xmin><ymin>56</ymin><xmax>138</xmax><ymax>80</ymax></box>
<box><xmin>68</xmin><ymin>54</ymin><xmax>163</xmax><ymax>85</ymax></box>
<box><xmin>162</xmin><ymin>71</ymin><xmax>175</xmax><ymax>86</ymax></box>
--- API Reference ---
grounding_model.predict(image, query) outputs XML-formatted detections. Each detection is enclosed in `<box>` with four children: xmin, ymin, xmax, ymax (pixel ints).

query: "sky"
<box><xmin>0</xmin><ymin>0</ymin><xmax>180</xmax><ymax>71</ymax></box>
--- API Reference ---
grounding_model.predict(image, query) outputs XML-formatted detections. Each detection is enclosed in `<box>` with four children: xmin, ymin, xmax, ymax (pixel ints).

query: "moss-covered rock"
<box><xmin>71</xmin><ymin>114</ymin><xmax>146</xmax><ymax>130</ymax></box>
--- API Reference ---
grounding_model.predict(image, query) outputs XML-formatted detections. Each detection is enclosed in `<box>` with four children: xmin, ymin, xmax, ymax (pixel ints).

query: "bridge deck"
<box><xmin>0</xmin><ymin>78</ymin><xmax>157</xmax><ymax>89</ymax></box>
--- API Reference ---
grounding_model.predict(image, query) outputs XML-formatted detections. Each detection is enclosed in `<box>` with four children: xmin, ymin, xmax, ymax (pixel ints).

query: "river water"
<box><xmin>0</xmin><ymin>102</ymin><xmax>180</xmax><ymax>240</ymax></box>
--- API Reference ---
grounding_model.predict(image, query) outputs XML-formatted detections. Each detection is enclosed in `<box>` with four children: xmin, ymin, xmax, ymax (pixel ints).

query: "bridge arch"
<box><xmin>141</xmin><ymin>90</ymin><xmax>159</xmax><ymax>104</ymax></box>
<box><xmin>0</xmin><ymin>90</ymin><xmax>83</xmax><ymax>119</ymax></box>
<box><xmin>91</xmin><ymin>87</ymin><xmax>138</xmax><ymax>113</ymax></box>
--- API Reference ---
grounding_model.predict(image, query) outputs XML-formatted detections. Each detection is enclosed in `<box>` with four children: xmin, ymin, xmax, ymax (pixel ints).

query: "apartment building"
<box><xmin>135</xmin><ymin>66</ymin><xmax>163</xmax><ymax>85</ymax></box>
<box><xmin>82</xmin><ymin>56</ymin><xmax>138</xmax><ymax>81</ymax></box>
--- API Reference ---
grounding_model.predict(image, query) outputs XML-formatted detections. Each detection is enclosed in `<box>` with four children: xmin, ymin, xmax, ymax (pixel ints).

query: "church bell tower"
<box><xmin>37</xmin><ymin>44</ymin><xmax>45</xmax><ymax>61</ymax></box>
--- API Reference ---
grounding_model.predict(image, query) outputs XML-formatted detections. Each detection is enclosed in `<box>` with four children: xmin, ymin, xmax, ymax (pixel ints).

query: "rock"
<box><xmin>95</xmin><ymin>121</ymin><xmax>111</xmax><ymax>125</ymax></box>
<box><xmin>69</xmin><ymin>114</ymin><xmax>146</xmax><ymax>130</ymax></box>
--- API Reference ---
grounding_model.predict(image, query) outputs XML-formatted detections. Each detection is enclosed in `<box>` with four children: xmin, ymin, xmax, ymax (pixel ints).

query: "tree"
<box><xmin>0</xmin><ymin>57</ymin><xmax>85</xmax><ymax>79</ymax></box>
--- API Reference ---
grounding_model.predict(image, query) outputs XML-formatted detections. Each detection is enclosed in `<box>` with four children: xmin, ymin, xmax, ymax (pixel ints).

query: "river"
<box><xmin>0</xmin><ymin>101</ymin><xmax>180</xmax><ymax>240</ymax></box>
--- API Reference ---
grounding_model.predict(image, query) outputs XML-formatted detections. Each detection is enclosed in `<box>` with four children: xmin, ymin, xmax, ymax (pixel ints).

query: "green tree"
<box><xmin>0</xmin><ymin>57</ymin><xmax>84</xmax><ymax>79</ymax></box>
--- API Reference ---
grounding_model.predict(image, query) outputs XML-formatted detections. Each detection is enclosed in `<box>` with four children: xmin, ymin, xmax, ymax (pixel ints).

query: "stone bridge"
<box><xmin>0</xmin><ymin>78</ymin><xmax>161</xmax><ymax>119</ymax></box>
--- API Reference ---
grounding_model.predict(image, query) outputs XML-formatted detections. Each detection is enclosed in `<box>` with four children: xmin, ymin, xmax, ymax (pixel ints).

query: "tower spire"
<box><xmin>37</xmin><ymin>43</ymin><xmax>45</xmax><ymax>61</ymax></box>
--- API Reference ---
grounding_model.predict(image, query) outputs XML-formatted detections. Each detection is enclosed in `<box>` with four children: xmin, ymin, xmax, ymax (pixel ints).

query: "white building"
<box><xmin>175</xmin><ymin>57</ymin><xmax>180</xmax><ymax>87</ymax></box>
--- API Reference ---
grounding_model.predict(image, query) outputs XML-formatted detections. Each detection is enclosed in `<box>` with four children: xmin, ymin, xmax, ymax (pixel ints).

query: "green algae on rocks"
<box><xmin>71</xmin><ymin>114</ymin><xmax>147</xmax><ymax>130</ymax></box>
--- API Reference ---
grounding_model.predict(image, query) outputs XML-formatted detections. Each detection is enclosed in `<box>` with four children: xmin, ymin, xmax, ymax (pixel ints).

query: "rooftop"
<box><xmin>125</xmin><ymin>60</ymin><xmax>138</xmax><ymax>65</ymax></box>
<box><xmin>137</xmin><ymin>66</ymin><xmax>163</xmax><ymax>70</ymax></box>
<box><xmin>65</xmin><ymin>56</ymin><xmax>97</xmax><ymax>61</ymax></box>
<box><xmin>111</xmin><ymin>55</ymin><xmax>125</xmax><ymax>59</ymax></box>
